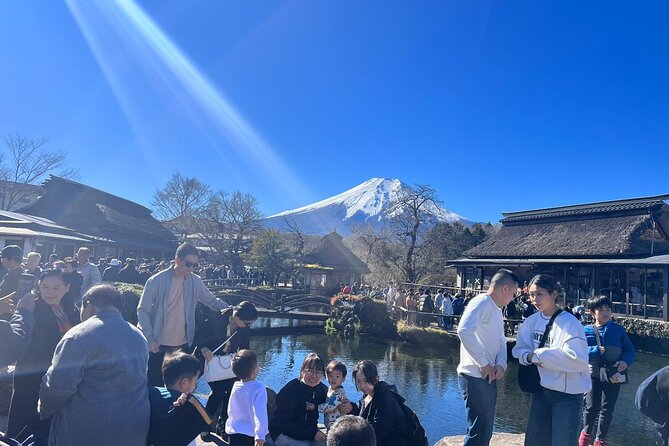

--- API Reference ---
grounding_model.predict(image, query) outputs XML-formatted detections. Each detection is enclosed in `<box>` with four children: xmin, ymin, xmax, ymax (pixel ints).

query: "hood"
<box><xmin>375</xmin><ymin>381</ymin><xmax>404</xmax><ymax>403</ymax></box>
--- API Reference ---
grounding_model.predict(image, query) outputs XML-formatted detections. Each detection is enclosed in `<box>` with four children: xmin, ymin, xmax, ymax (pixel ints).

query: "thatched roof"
<box><xmin>302</xmin><ymin>231</ymin><xmax>370</xmax><ymax>273</ymax></box>
<box><xmin>19</xmin><ymin>176</ymin><xmax>176</xmax><ymax>251</ymax></box>
<box><xmin>465</xmin><ymin>195</ymin><xmax>669</xmax><ymax>259</ymax></box>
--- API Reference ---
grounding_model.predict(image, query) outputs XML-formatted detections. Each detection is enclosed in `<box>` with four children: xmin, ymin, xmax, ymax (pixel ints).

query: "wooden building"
<box><xmin>19</xmin><ymin>176</ymin><xmax>177</xmax><ymax>259</ymax></box>
<box><xmin>450</xmin><ymin>194</ymin><xmax>669</xmax><ymax>321</ymax></box>
<box><xmin>302</xmin><ymin>231</ymin><xmax>370</xmax><ymax>296</ymax></box>
<box><xmin>0</xmin><ymin>209</ymin><xmax>92</xmax><ymax>259</ymax></box>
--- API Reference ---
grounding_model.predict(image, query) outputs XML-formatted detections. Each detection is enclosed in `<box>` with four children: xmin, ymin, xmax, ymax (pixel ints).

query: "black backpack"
<box><xmin>391</xmin><ymin>392</ymin><xmax>428</xmax><ymax>446</ymax></box>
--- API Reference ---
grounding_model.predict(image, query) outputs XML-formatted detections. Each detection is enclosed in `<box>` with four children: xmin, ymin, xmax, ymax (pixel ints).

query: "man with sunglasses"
<box><xmin>138</xmin><ymin>242</ymin><xmax>229</xmax><ymax>386</ymax></box>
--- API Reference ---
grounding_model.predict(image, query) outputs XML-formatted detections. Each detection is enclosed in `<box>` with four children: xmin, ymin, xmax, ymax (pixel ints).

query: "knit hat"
<box><xmin>233</xmin><ymin>301</ymin><xmax>258</xmax><ymax>322</ymax></box>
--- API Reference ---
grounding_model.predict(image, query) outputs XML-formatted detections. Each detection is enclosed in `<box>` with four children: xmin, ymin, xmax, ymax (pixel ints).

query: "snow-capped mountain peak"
<box><xmin>265</xmin><ymin>178</ymin><xmax>468</xmax><ymax>235</ymax></box>
<box><xmin>270</xmin><ymin>177</ymin><xmax>401</xmax><ymax>220</ymax></box>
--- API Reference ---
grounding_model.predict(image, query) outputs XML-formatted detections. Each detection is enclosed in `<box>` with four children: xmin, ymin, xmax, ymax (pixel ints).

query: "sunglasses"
<box><xmin>184</xmin><ymin>261</ymin><xmax>199</xmax><ymax>269</ymax></box>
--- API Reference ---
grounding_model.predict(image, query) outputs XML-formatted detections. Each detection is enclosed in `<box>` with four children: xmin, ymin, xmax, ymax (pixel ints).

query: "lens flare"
<box><xmin>65</xmin><ymin>0</ymin><xmax>307</xmax><ymax>202</ymax></box>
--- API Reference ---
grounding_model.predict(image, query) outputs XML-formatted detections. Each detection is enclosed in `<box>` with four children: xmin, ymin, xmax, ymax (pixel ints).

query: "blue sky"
<box><xmin>1</xmin><ymin>1</ymin><xmax>668</xmax><ymax>223</ymax></box>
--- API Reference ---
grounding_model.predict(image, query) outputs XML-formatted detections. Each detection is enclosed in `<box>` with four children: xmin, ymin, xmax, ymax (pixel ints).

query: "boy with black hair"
<box><xmin>225</xmin><ymin>349</ymin><xmax>269</xmax><ymax>446</ymax></box>
<box><xmin>147</xmin><ymin>352</ymin><xmax>212</xmax><ymax>446</ymax></box>
<box><xmin>580</xmin><ymin>295</ymin><xmax>636</xmax><ymax>446</ymax></box>
<box><xmin>318</xmin><ymin>360</ymin><xmax>349</xmax><ymax>430</ymax></box>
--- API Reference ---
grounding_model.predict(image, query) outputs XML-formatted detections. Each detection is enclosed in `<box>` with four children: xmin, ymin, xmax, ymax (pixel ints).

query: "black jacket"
<box><xmin>118</xmin><ymin>266</ymin><xmax>142</xmax><ymax>284</ymax></box>
<box><xmin>354</xmin><ymin>381</ymin><xmax>409</xmax><ymax>446</ymax></box>
<box><xmin>636</xmin><ymin>365</ymin><xmax>669</xmax><ymax>440</ymax></box>
<box><xmin>8</xmin><ymin>297</ymin><xmax>79</xmax><ymax>440</ymax></box>
<box><xmin>269</xmin><ymin>378</ymin><xmax>327</xmax><ymax>441</ymax></box>
<box><xmin>147</xmin><ymin>387</ymin><xmax>210</xmax><ymax>446</ymax></box>
<box><xmin>194</xmin><ymin>307</ymin><xmax>250</xmax><ymax>354</ymax></box>
<box><xmin>0</xmin><ymin>267</ymin><xmax>22</xmax><ymax>300</ymax></box>
<box><xmin>102</xmin><ymin>266</ymin><xmax>120</xmax><ymax>282</ymax></box>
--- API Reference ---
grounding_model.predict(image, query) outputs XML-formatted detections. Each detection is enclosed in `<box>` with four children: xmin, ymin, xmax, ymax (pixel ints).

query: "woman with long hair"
<box><xmin>197</xmin><ymin>300</ymin><xmax>258</xmax><ymax>438</ymax></box>
<box><xmin>512</xmin><ymin>274</ymin><xmax>591</xmax><ymax>446</ymax></box>
<box><xmin>349</xmin><ymin>360</ymin><xmax>411</xmax><ymax>446</ymax></box>
<box><xmin>7</xmin><ymin>269</ymin><xmax>80</xmax><ymax>443</ymax></box>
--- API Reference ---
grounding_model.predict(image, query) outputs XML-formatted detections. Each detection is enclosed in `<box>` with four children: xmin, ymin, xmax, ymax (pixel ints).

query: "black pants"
<box><xmin>147</xmin><ymin>345</ymin><xmax>187</xmax><ymax>387</ymax></box>
<box><xmin>7</xmin><ymin>372</ymin><xmax>50</xmax><ymax>443</ymax></box>
<box><xmin>229</xmin><ymin>433</ymin><xmax>255</xmax><ymax>446</ymax></box>
<box><xmin>206</xmin><ymin>378</ymin><xmax>237</xmax><ymax>427</ymax></box>
<box><xmin>582</xmin><ymin>378</ymin><xmax>622</xmax><ymax>439</ymax></box>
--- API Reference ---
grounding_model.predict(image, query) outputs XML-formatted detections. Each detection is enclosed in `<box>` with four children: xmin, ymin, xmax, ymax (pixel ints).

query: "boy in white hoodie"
<box><xmin>512</xmin><ymin>274</ymin><xmax>591</xmax><ymax>446</ymax></box>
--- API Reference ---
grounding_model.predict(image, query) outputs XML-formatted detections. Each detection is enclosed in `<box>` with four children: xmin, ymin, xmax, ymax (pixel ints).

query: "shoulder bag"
<box><xmin>202</xmin><ymin>331</ymin><xmax>238</xmax><ymax>383</ymax></box>
<box><xmin>518</xmin><ymin>309</ymin><xmax>562</xmax><ymax>393</ymax></box>
<box><xmin>594</xmin><ymin>326</ymin><xmax>629</xmax><ymax>385</ymax></box>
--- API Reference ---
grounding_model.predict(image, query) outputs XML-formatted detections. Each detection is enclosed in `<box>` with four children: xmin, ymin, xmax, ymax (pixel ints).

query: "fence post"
<box><xmin>272</xmin><ymin>293</ymin><xmax>277</xmax><ymax>310</ymax></box>
<box><xmin>280</xmin><ymin>294</ymin><xmax>286</xmax><ymax>313</ymax></box>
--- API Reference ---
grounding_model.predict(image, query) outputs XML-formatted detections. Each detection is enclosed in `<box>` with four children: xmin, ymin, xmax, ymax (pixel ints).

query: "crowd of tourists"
<box><xmin>0</xmin><ymin>242</ymin><xmax>420</xmax><ymax>446</ymax></box>
<box><xmin>1</xmin><ymin>243</ymin><xmax>669</xmax><ymax>446</ymax></box>
<box><xmin>456</xmin><ymin>268</ymin><xmax>669</xmax><ymax>446</ymax></box>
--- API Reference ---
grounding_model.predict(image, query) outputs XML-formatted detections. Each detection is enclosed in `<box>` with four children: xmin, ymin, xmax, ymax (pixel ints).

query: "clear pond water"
<box><xmin>198</xmin><ymin>333</ymin><xmax>667</xmax><ymax>445</ymax></box>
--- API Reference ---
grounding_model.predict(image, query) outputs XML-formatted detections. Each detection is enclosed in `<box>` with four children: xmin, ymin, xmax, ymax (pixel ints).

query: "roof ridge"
<box><xmin>44</xmin><ymin>175</ymin><xmax>152</xmax><ymax>215</ymax></box>
<box><xmin>502</xmin><ymin>194</ymin><xmax>669</xmax><ymax>220</ymax></box>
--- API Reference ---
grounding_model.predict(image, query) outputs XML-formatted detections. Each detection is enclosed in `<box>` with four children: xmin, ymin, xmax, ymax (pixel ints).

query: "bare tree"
<box><xmin>350</xmin><ymin>221</ymin><xmax>385</xmax><ymax>265</ymax></box>
<box><xmin>197</xmin><ymin>191</ymin><xmax>263</xmax><ymax>268</ymax></box>
<box><xmin>283</xmin><ymin>216</ymin><xmax>306</xmax><ymax>260</ymax></box>
<box><xmin>1</xmin><ymin>133</ymin><xmax>79</xmax><ymax>210</ymax></box>
<box><xmin>151</xmin><ymin>173</ymin><xmax>213</xmax><ymax>240</ymax></box>
<box><xmin>385</xmin><ymin>184</ymin><xmax>441</xmax><ymax>283</ymax></box>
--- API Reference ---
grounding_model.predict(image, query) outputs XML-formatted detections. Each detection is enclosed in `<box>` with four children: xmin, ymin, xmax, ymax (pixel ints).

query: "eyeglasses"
<box><xmin>184</xmin><ymin>261</ymin><xmax>199</xmax><ymax>269</ymax></box>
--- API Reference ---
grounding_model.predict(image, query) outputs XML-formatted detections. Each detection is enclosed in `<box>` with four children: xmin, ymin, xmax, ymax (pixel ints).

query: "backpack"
<box><xmin>391</xmin><ymin>392</ymin><xmax>428</xmax><ymax>446</ymax></box>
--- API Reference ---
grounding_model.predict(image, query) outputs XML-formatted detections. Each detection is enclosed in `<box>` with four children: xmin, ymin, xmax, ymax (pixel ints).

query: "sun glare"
<box><xmin>65</xmin><ymin>0</ymin><xmax>306</xmax><ymax>200</ymax></box>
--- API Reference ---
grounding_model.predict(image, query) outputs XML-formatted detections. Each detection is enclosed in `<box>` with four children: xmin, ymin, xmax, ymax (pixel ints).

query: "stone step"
<box><xmin>435</xmin><ymin>432</ymin><xmax>525</xmax><ymax>446</ymax></box>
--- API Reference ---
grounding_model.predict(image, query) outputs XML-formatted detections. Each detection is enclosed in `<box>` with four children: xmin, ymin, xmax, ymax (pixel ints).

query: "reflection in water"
<box><xmin>197</xmin><ymin>334</ymin><xmax>665</xmax><ymax>445</ymax></box>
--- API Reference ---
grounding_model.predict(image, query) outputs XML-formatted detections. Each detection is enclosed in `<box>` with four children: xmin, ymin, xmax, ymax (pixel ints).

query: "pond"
<box><xmin>198</xmin><ymin>333</ymin><xmax>667</xmax><ymax>445</ymax></box>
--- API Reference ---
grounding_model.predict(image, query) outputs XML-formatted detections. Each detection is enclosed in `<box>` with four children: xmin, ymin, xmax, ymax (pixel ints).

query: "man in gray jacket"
<box><xmin>137</xmin><ymin>242</ymin><xmax>229</xmax><ymax>385</ymax></box>
<box><xmin>40</xmin><ymin>284</ymin><xmax>150</xmax><ymax>446</ymax></box>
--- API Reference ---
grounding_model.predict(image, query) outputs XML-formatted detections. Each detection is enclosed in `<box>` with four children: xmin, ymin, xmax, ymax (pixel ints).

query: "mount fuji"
<box><xmin>263</xmin><ymin>178</ymin><xmax>469</xmax><ymax>235</ymax></box>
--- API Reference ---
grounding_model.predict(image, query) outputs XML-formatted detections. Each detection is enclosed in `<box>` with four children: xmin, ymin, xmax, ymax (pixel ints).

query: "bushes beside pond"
<box><xmin>614</xmin><ymin>316</ymin><xmax>669</xmax><ymax>338</ymax></box>
<box><xmin>396</xmin><ymin>320</ymin><xmax>459</xmax><ymax>348</ymax></box>
<box><xmin>327</xmin><ymin>296</ymin><xmax>397</xmax><ymax>338</ymax></box>
<box><xmin>613</xmin><ymin>316</ymin><xmax>669</xmax><ymax>353</ymax></box>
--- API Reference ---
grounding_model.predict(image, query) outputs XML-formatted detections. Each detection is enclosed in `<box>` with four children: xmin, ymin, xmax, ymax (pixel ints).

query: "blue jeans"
<box><xmin>458</xmin><ymin>373</ymin><xmax>497</xmax><ymax>446</ymax></box>
<box><xmin>524</xmin><ymin>387</ymin><xmax>583</xmax><ymax>446</ymax></box>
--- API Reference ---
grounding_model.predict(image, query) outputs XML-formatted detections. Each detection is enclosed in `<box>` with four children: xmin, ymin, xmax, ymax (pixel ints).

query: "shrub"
<box><xmin>114</xmin><ymin>282</ymin><xmax>144</xmax><ymax>325</ymax></box>
<box><xmin>327</xmin><ymin>296</ymin><xmax>396</xmax><ymax>338</ymax></box>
